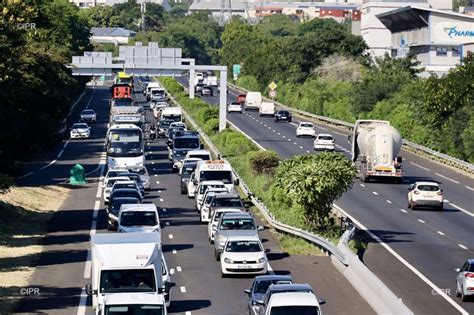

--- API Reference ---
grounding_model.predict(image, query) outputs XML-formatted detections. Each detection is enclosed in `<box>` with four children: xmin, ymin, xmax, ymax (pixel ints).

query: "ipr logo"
<box><xmin>19</xmin><ymin>287</ymin><xmax>40</xmax><ymax>295</ymax></box>
<box><xmin>17</xmin><ymin>23</ymin><xmax>36</xmax><ymax>30</ymax></box>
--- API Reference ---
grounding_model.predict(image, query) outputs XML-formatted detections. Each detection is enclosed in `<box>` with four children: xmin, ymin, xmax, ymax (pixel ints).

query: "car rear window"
<box><xmin>220</xmin><ymin>218</ymin><xmax>255</xmax><ymax>230</ymax></box>
<box><xmin>417</xmin><ymin>185</ymin><xmax>439</xmax><ymax>191</ymax></box>
<box><xmin>318</xmin><ymin>136</ymin><xmax>333</xmax><ymax>141</ymax></box>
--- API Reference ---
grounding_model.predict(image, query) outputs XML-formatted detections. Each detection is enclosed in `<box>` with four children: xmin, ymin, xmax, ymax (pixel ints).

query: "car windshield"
<box><xmin>220</xmin><ymin>218</ymin><xmax>255</xmax><ymax>230</ymax></box>
<box><xmin>174</xmin><ymin>138</ymin><xmax>200</xmax><ymax>149</ymax></box>
<box><xmin>117</xmin><ymin>173</ymin><xmax>141</xmax><ymax>182</ymax></box>
<box><xmin>73</xmin><ymin>124</ymin><xmax>88</xmax><ymax>129</ymax></box>
<box><xmin>279</xmin><ymin>111</ymin><xmax>289</xmax><ymax>115</ymax></box>
<box><xmin>230</xmin><ymin>102</ymin><xmax>240</xmax><ymax>106</ymax></box>
<box><xmin>105</xmin><ymin>304</ymin><xmax>165</xmax><ymax>315</ymax></box>
<box><xmin>113</xmin><ymin>99</ymin><xmax>133</xmax><ymax>107</ymax></box>
<box><xmin>254</xmin><ymin>280</ymin><xmax>293</xmax><ymax>294</ymax></box>
<box><xmin>200</xmin><ymin>171</ymin><xmax>232</xmax><ymax>184</ymax></box>
<box><xmin>107</xmin><ymin>179</ymin><xmax>123</xmax><ymax>187</ymax></box>
<box><xmin>417</xmin><ymin>185</ymin><xmax>439</xmax><ymax>191</ymax></box>
<box><xmin>199</xmin><ymin>184</ymin><xmax>224</xmax><ymax>194</ymax></box>
<box><xmin>113</xmin><ymin>191</ymin><xmax>140</xmax><ymax>199</ymax></box>
<box><xmin>318</xmin><ymin>136</ymin><xmax>333</xmax><ymax>141</ymax></box>
<box><xmin>152</xmin><ymin>90</ymin><xmax>165</xmax><ymax>96</ymax></box>
<box><xmin>182</xmin><ymin>162</ymin><xmax>198</xmax><ymax>175</ymax></box>
<box><xmin>159</xmin><ymin>121</ymin><xmax>172</xmax><ymax>128</ymax></box>
<box><xmin>225</xmin><ymin>241</ymin><xmax>262</xmax><ymax>252</ymax></box>
<box><xmin>212</xmin><ymin>198</ymin><xmax>243</xmax><ymax>208</ymax></box>
<box><xmin>300</xmin><ymin>123</ymin><xmax>313</xmax><ymax>128</ymax></box>
<box><xmin>214</xmin><ymin>211</ymin><xmax>236</xmax><ymax>222</ymax></box>
<box><xmin>121</xmin><ymin>211</ymin><xmax>157</xmax><ymax>226</ymax></box>
<box><xmin>189</xmin><ymin>154</ymin><xmax>210</xmax><ymax>160</ymax></box>
<box><xmin>270</xmin><ymin>306</ymin><xmax>319</xmax><ymax>315</ymax></box>
<box><xmin>82</xmin><ymin>110</ymin><xmax>94</xmax><ymax>115</ymax></box>
<box><xmin>114</xmin><ymin>183</ymin><xmax>137</xmax><ymax>190</ymax></box>
<box><xmin>128</xmin><ymin>168</ymin><xmax>147</xmax><ymax>176</ymax></box>
<box><xmin>110</xmin><ymin>199</ymin><xmax>139</xmax><ymax>214</ymax></box>
<box><xmin>100</xmin><ymin>269</ymin><xmax>155</xmax><ymax>293</ymax></box>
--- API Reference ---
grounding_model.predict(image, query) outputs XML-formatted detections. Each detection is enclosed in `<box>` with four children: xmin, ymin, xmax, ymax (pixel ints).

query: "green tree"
<box><xmin>273</xmin><ymin>153</ymin><xmax>356</xmax><ymax>228</ymax></box>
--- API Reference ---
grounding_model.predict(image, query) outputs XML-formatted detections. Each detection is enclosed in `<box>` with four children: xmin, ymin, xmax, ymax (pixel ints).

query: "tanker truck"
<box><xmin>349</xmin><ymin>120</ymin><xmax>403</xmax><ymax>183</ymax></box>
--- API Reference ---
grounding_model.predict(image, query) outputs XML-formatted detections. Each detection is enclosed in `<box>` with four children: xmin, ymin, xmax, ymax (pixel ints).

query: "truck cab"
<box><xmin>99</xmin><ymin>293</ymin><xmax>167</xmax><ymax>315</ymax></box>
<box><xmin>191</xmin><ymin>160</ymin><xmax>239</xmax><ymax>196</ymax></box>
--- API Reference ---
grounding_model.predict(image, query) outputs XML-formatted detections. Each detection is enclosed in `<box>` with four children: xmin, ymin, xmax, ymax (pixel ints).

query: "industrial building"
<box><xmin>90</xmin><ymin>27</ymin><xmax>136</xmax><ymax>45</ymax></box>
<box><xmin>376</xmin><ymin>6</ymin><xmax>474</xmax><ymax>76</ymax></box>
<box><xmin>70</xmin><ymin>0</ymin><xmax>171</xmax><ymax>11</ymax></box>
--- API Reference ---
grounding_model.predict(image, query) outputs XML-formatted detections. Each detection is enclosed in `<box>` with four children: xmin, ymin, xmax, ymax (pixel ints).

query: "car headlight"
<box><xmin>224</xmin><ymin>258</ymin><xmax>233</xmax><ymax>263</ymax></box>
<box><xmin>257</xmin><ymin>257</ymin><xmax>266</xmax><ymax>263</ymax></box>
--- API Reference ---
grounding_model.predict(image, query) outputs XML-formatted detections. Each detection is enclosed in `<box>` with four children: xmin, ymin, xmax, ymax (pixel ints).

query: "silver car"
<box><xmin>80</xmin><ymin>109</ymin><xmax>96</xmax><ymax>123</ymax></box>
<box><xmin>127</xmin><ymin>166</ymin><xmax>151</xmax><ymax>191</ymax></box>
<box><xmin>456</xmin><ymin>259</ymin><xmax>474</xmax><ymax>301</ymax></box>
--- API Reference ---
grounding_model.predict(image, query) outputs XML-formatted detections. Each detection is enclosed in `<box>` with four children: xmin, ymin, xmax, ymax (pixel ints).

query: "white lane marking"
<box><xmin>268</xmin><ymin>127</ymin><xmax>272</xmax><ymax>130</ymax></box>
<box><xmin>267</xmin><ymin>262</ymin><xmax>275</xmax><ymax>275</ymax></box>
<box><xmin>409</xmin><ymin>162</ymin><xmax>431</xmax><ymax>172</ymax></box>
<box><xmin>449</xmin><ymin>203</ymin><xmax>474</xmax><ymax>217</ymax></box>
<box><xmin>306</xmin><ymin>150</ymin><xmax>310</xmax><ymax>153</ymax></box>
<box><xmin>158</xmin><ymin>190</ymin><xmax>162</xmax><ymax>193</ymax></box>
<box><xmin>95</xmin><ymin>184</ymin><xmax>102</xmax><ymax>198</ymax></box>
<box><xmin>360</xmin><ymin>184</ymin><xmax>366</xmax><ymax>187</ymax></box>
<box><xmin>159</xmin><ymin>198</ymin><xmax>164</xmax><ymax>202</ymax></box>
<box><xmin>76</xmin><ymin>288</ymin><xmax>87</xmax><ymax>315</ymax></box>
<box><xmin>435</xmin><ymin>173</ymin><xmax>460</xmax><ymax>184</ymax></box>
<box><xmin>256</xmin><ymin>120</ymin><xmax>259</xmax><ymax>122</ymax></box>
<box><xmin>39</xmin><ymin>159</ymin><xmax>57</xmax><ymax>171</ymax></box>
<box><xmin>444</xmin><ymin>199</ymin><xmax>450</xmax><ymax>203</ymax></box>
<box><xmin>172</xmin><ymin>249</ymin><xmax>177</xmax><ymax>254</ymax></box>
<box><xmin>418</xmin><ymin>219</ymin><xmax>425</xmax><ymax>224</ymax></box>
<box><xmin>63</xmin><ymin>141</ymin><xmax>69</xmax><ymax>149</ymax></box>
<box><xmin>93</xmin><ymin>200</ymin><xmax>100</xmax><ymax>219</ymax></box>
<box><xmin>288</xmin><ymin>138</ymin><xmax>292</xmax><ymax>141</ymax></box>
<box><xmin>332</xmin><ymin>131</ymin><xmax>346</xmax><ymax>136</ymax></box>
<box><xmin>168</xmin><ymin>234</ymin><xmax>173</xmax><ymax>239</ymax></box>
<box><xmin>459</xmin><ymin>244</ymin><xmax>468</xmax><ymax>250</ymax></box>
<box><xmin>264</xmin><ymin>124</ymin><xmax>267</xmax><ymax>127</ymax></box>
<box><xmin>386</xmin><ymin>200</ymin><xmax>392</xmax><ymax>204</ymax></box>
<box><xmin>165</xmin><ymin>222</ymin><xmax>170</xmax><ymax>226</ymax></box>
<box><xmin>333</xmin><ymin>204</ymin><xmax>469</xmax><ymax>315</ymax></box>
<box><xmin>152</xmin><ymin>161</ymin><xmax>155</xmax><ymax>165</ymax></box>
<box><xmin>83</xmin><ymin>250</ymin><xmax>92</xmax><ymax>279</ymax></box>
<box><xmin>156</xmin><ymin>181</ymin><xmax>160</xmax><ymax>184</ymax></box>
<box><xmin>177</xmin><ymin>266</ymin><xmax>182</xmax><ymax>272</ymax></box>
<box><xmin>19</xmin><ymin>171</ymin><xmax>34</xmax><ymax>179</ymax></box>
<box><xmin>170</xmin><ymin>268</ymin><xmax>175</xmax><ymax>275</ymax></box>
<box><xmin>437</xmin><ymin>231</ymin><xmax>445</xmax><ymax>236</ymax></box>
<box><xmin>400</xmin><ymin>209</ymin><xmax>408</xmax><ymax>213</ymax></box>
<box><xmin>465</xmin><ymin>186</ymin><xmax>474</xmax><ymax>191</ymax></box>
<box><xmin>372</xmin><ymin>191</ymin><xmax>378</xmax><ymax>195</ymax></box>
<box><xmin>57</xmin><ymin>149</ymin><xmax>64</xmax><ymax>158</ymax></box>
<box><xmin>185</xmin><ymin>312</ymin><xmax>192</xmax><ymax>315</ymax></box>
<box><xmin>272</xmin><ymin>130</ymin><xmax>276</xmax><ymax>132</ymax></box>
<box><xmin>317</xmin><ymin>126</ymin><xmax>328</xmax><ymax>131</ymax></box>
<box><xmin>277</xmin><ymin>133</ymin><xmax>281</xmax><ymax>135</ymax></box>
<box><xmin>180</xmin><ymin>286</ymin><xmax>186</xmax><ymax>293</ymax></box>
<box><xmin>299</xmin><ymin>146</ymin><xmax>304</xmax><ymax>149</ymax></box>
<box><xmin>293</xmin><ymin>142</ymin><xmax>297</xmax><ymax>145</ymax></box>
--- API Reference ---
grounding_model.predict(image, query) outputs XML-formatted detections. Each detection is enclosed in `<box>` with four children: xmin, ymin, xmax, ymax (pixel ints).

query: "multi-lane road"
<box><xmin>14</xmin><ymin>84</ymin><xmax>374</xmax><ymax>314</ymax></box>
<box><xmin>176</xmin><ymin>77</ymin><xmax>474</xmax><ymax>315</ymax></box>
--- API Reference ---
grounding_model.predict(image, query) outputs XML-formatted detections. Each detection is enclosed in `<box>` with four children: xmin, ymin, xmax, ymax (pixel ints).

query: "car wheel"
<box><xmin>456</xmin><ymin>282</ymin><xmax>461</xmax><ymax>297</ymax></box>
<box><xmin>180</xmin><ymin>189</ymin><xmax>186</xmax><ymax>195</ymax></box>
<box><xmin>209</xmin><ymin>236</ymin><xmax>214</xmax><ymax>244</ymax></box>
<box><xmin>214</xmin><ymin>248</ymin><xmax>220</xmax><ymax>261</ymax></box>
<box><xmin>407</xmin><ymin>201</ymin><xmax>411</xmax><ymax>209</ymax></box>
<box><xmin>462</xmin><ymin>287</ymin><xmax>468</xmax><ymax>302</ymax></box>
<box><xmin>438</xmin><ymin>204</ymin><xmax>443</xmax><ymax>211</ymax></box>
<box><xmin>107</xmin><ymin>223</ymin><xmax>114</xmax><ymax>231</ymax></box>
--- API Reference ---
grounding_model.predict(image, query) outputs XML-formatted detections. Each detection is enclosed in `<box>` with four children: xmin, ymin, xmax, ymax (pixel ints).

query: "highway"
<box><xmin>14</xmin><ymin>83</ymin><xmax>373</xmax><ymax>314</ymax></box>
<box><xmin>177</xmin><ymin>77</ymin><xmax>474</xmax><ymax>315</ymax></box>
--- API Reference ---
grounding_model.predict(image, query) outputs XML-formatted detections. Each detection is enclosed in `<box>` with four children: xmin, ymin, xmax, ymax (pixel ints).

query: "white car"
<box><xmin>102</xmin><ymin>168</ymin><xmax>127</xmax><ymax>187</ymax></box>
<box><xmin>313</xmin><ymin>134</ymin><xmax>335</xmax><ymax>151</ymax></box>
<box><xmin>208</xmin><ymin>208</ymin><xmax>243</xmax><ymax>243</ymax></box>
<box><xmin>185</xmin><ymin>149</ymin><xmax>212</xmax><ymax>161</ymax></box>
<box><xmin>407</xmin><ymin>181</ymin><xmax>443</xmax><ymax>210</ymax></box>
<box><xmin>117</xmin><ymin>204</ymin><xmax>160</xmax><ymax>234</ymax></box>
<box><xmin>228</xmin><ymin>101</ymin><xmax>243</xmax><ymax>113</ymax></box>
<box><xmin>220</xmin><ymin>236</ymin><xmax>268</xmax><ymax>277</ymax></box>
<box><xmin>103</xmin><ymin>176</ymin><xmax>131</xmax><ymax>203</ymax></box>
<box><xmin>112</xmin><ymin>180</ymin><xmax>144</xmax><ymax>199</ymax></box>
<box><xmin>200</xmin><ymin>188</ymin><xmax>229</xmax><ymax>223</ymax></box>
<box><xmin>70</xmin><ymin>123</ymin><xmax>90</xmax><ymax>139</ymax></box>
<box><xmin>296</xmin><ymin>122</ymin><xmax>316</xmax><ymax>138</ymax></box>
<box><xmin>195</xmin><ymin>180</ymin><xmax>226</xmax><ymax>211</ymax></box>
<box><xmin>456</xmin><ymin>259</ymin><xmax>474</xmax><ymax>302</ymax></box>
<box><xmin>127</xmin><ymin>165</ymin><xmax>150</xmax><ymax>191</ymax></box>
<box><xmin>170</xmin><ymin>122</ymin><xmax>187</xmax><ymax>130</ymax></box>
<box><xmin>80</xmin><ymin>109</ymin><xmax>96</xmax><ymax>123</ymax></box>
<box><xmin>187</xmin><ymin>172</ymin><xmax>197</xmax><ymax>199</ymax></box>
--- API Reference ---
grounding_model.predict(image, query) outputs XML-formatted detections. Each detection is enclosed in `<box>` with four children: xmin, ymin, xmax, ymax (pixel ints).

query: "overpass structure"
<box><xmin>69</xmin><ymin>42</ymin><xmax>228</xmax><ymax>131</ymax></box>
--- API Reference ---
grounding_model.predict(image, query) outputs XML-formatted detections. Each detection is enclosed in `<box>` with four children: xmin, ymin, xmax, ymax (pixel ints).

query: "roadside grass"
<box><xmin>0</xmin><ymin>185</ymin><xmax>69</xmax><ymax>314</ymax></box>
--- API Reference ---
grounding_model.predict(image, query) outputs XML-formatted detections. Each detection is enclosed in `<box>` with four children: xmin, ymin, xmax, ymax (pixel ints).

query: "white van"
<box><xmin>259</xmin><ymin>102</ymin><xmax>275</xmax><ymax>116</ymax></box>
<box><xmin>244</xmin><ymin>92</ymin><xmax>262</xmax><ymax>110</ymax></box>
<box><xmin>161</xmin><ymin>107</ymin><xmax>182</xmax><ymax>122</ymax></box>
<box><xmin>146</xmin><ymin>82</ymin><xmax>161</xmax><ymax>100</ymax></box>
<box><xmin>189</xmin><ymin>160</ymin><xmax>239</xmax><ymax>197</ymax></box>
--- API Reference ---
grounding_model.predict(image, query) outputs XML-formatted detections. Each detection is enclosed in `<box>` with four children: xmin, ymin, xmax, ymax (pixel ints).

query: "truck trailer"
<box><xmin>349</xmin><ymin>120</ymin><xmax>403</xmax><ymax>183</ymax></box>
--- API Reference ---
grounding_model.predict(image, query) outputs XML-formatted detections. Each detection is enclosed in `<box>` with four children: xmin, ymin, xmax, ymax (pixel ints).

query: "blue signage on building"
<box><xmin>445</xmin><ymin>26</ymin><xmax>474</xmax><ymax>39</ymax></box>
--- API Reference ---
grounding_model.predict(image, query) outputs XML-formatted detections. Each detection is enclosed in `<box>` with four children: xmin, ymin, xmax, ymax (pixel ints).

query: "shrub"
<box><xmin>203</xmin><ymin>118</ymin><xmax>219</xmax><ymax>135</ymax></box>
<box><xmin>248</xmin><ymin>150</ymin><xmax>280</xmax><ymax>175</ymax></box>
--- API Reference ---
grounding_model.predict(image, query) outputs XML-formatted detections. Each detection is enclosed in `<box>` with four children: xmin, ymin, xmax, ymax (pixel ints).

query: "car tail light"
<box><xmin>437</xmin><ymin>191</ymin><xmax>443</xmax><ymax>195</ymax></box>
<box><xmin>414</xmin><ymin>190</ymin><xmax>420</xmax><ymax>194</ymax></box>
<box><xmin>465</xmin><ymin>273</ymin><xmax>474</xmax><ymax>278</ymax></box>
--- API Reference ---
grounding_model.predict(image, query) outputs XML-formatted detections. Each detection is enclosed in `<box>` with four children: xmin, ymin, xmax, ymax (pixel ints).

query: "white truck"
<box><xmin>259</xmin><ymin>102</ymin><xmax>275</xmax><ymax>116</ymax></box>
<box><xmin>160</xmin><ymin>107</ymin><xmax>182</xmax><ymax>122</ymax></box>
<box><xmin>349</xmin><ymin>120</ymin><xmax>403</xmax><ymax>183</ymax></box>
<box><xmin>244</xmin><ymin>92</ymin><xmax>262</xmax><ymax>110</ymax></box>
<box><xmin>98</xmin><ymin>293</ymin><xmax>167</xmax><ymax>315</ymax></box>
<box><xmin>188</xmin><ymin>160</ymin><xmax>239</xmax><ymax>197</ymax></box>
<box><xmin>204</xmin><ymin>76</ymin><xmax>218</xmax><ymax>87</ymax></box>
<box><xmin>145</xmin><ymin>82</ymin><xmax>161</xmax><ymax>101</ymax></box>
<box><xmin>87</xmin><ymin>233</ymin><xmax>166</xmax><ymax>314</ymax></box>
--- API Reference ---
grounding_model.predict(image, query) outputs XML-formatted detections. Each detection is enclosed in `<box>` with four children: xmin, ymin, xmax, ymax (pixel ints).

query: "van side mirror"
<box><xmin>85</xmin><ymin>284</ymin><xmax>96</xmax><ymax>295</ymax></box>
<box><xmin>318</xmin><ymin>298</ymin><xmax>326</xmax><ymax>305</ymax></box>
<box><xmin>265</xmin><ymin>248</ymin><xmax>271</xmax><ymax>253</ymax></box>
<box><xmin>455</xmin><ymin>268</ymin><xmax>461</xmax><ymax>273</ymax></box>
<box><xmin>257</xmin><ymin>226</ymin><xmax>264</xmax><ymax>231</ymax></box>
<box><xmin>234</xmin><ymin>178</ymin><xmax>240</xmax><ymax>186</ymax></box>
<box><xmin>244</xmin><ymin>289</ymin><xmax>251</xmax><ymax>295</ymax></box>
<box><xmin>200</xmin><ymin>143</ymin><xmax>204</xmax><ymax>149</ymax></box>
<box><xmin>244</xmin><ymin>201</ymin><xmax>251</xmax><ymax>209</ymax></box>
<box><xmin>396</xmin><ymin>156</ymin><xmax>403</xmax><ymax>163</ymax></box>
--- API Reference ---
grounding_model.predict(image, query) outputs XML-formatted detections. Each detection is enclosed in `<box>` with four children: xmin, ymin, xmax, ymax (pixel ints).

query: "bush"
<box><xmin>203</xmin><ymin>118</ymin><xmax>219</xmax><ymax>135</ymax></box>
<box><xmin>222</xmin><ymin>134</ymin><xmax>257</xmax><ymax>157</ymax></box>
<box><xmin>236</xmin><ymin>75</ymin><xmax>261</xmax><ymax>91</ymax></box>
<box><xmin>248</xmin><ymin>150</ymin><xmax>280</xmax><ymax>175</ymax></box>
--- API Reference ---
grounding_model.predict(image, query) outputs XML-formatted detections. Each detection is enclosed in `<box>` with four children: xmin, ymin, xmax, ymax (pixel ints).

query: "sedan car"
<box><xmin>296</xmin><ymin>122</ymin><xmax>316</xmax><ymax>138</ymax></box>
<box><xmin>456</xmin><ymin>259</ymin><xmax>474</xmax><ymax>301</ymax></box>
<box><xmin>220</xmin><ymin>236</ymin><xmax>268</xmax><ymax>277</ymax></box>
<box><xmin>228</xmin><ymin>101</ymin><xmax>243</xmax><ymax>113</ymax></box>
<box><xmin>70</xmin><ymin>123</ymin><xmax>90</xmax><ymax>139</ymax></box>
<box><xmin>106</xmin><ymin>197</ymin><xmax>141</xmax><ymax>230</ymax></box>
<box><xmin>274</xmin><ymin>110</ymin><xmax>292</xmax><ymax>123</ymax></box>
<box><xmin>180</xmin><ymin>158</ymin><xmax>201</xmax><ymax>194</ymax></box>
<box><xmin>195</xmin><ymin>83</ymin><xmax>204</xmax><ymax>93</ymax></box>
<box><xmin>245</xmin><ymin>275</ymin><xmax>293</xmax><ymax>315</ymax></box>
<box><xmin>127</xmin><ymin>166</ymin><xmax>150</xmax><ymax>191</ymax></box>
<box><xmin>109</xmin><ymin>188</ymin><xmax>142</xmax><ymax>204</ymax></box>
<box><xmin>201</xmin><ymin>86</ymin><xmax>214</xmax><ymax>96</ymax></box>
<box><xmin>407</xmin><ymin>181</ymin><xmax>443</xmax><ymax>210</ymax></box>
<box><xmin>314</xmin><ymin>134</ymin><xmax>335</xmax><ymax>151</ymax></box>
<box><xmin>80</xmin><ymin>109</ymin><xmax>96</xmax><ymax>123</ymax></box>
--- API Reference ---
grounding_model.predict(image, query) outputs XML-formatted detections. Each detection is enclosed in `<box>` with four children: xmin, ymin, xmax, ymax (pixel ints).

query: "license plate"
<box><xmin>238</xmin><ymin>265</ymin><xmax>252</xmax><ymax>269</ymax></box>
<box><xmin>281</xmin><ymin>116</ymin><xmax>287</xmax><ymax>119</ymax></box>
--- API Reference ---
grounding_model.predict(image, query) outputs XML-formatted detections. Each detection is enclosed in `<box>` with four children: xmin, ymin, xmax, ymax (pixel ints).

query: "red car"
<box><xmin>237</xmin><ymin>94</ymin><xmax>246</xmax><ymax>104</ymax></box>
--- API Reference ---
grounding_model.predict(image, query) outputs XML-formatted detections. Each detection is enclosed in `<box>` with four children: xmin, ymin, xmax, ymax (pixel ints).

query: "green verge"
<box><xmin>160</xmin><ymin>77</ymin><xmax>359</xmax><ymax>255</ymax></box>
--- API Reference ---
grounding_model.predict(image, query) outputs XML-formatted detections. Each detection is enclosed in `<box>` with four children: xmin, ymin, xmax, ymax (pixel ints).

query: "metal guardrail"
<box><xmin>228</xmin><ymin>83</ymin><xmax>474</xmax><ymax>175</ymax></box>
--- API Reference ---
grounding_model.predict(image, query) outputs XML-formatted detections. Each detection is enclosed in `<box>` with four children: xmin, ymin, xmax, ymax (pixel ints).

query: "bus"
<box><xmin>106</xmin><ymin>124</ymin><xmax>144</xmax><ymax>169</ymax></box>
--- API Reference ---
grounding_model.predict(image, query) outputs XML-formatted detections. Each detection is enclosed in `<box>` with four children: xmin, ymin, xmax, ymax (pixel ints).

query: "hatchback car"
<box><xmin>201</xmin><ymin>86</ymin><xmax>214</xmax><ymax>96</ymax></box>
<box><xmin>208</xmin><ymin>208</ymin><xmax>243</xmax><ymax>244</ymax></box>
<box><xmin>106</xmin><ymin>197</ymin><xmax>141</xmax><ymax>230</ymax></box>
<box><xmin>228</xmin><ymin>101</ymin><xmax>244</xmax><ymax>113</ymax></box>
<box><xmin>70</xmin><ymin>123</ymin><xmax>90</xmax><ymax>139</ymax></box>
<box><xmin>407</xmin><ymin>181</ymin><xmax>443</xmax><ymax>210</ymax></box>
<box><xmin>296</xmin><ymin>122</ymin><xmax>316</xmax><ymax>138</ymax></box>
<box><xmin>80</xmin><ymin>109</ymin><xmax>96</xmax><ymax>123</ymax></box>
<box><xmin>200</xmin><ymin>189</ymin><xmax>229</xmax><ymax>223</ymax></box>
<box><xmin>127</xmin><ymin>166</ymin><xmax>150</xmax><ymax>191</ymax></box>
<box><xmin>109</xmin><ymin>188</ymin><xmax>142</xmax><ymax>204</ymax></box>
<box><xmin>220</xmin><ymin>236</ymin><xmax>268</xmax><ymax>277</ymax></box>
<box><xmin>314</xmin><ymin>134</ymin><xmax>335</xmax><ymax>151</ymax></box>
<box><xmin>245</xmin><ymin>275</ymin><xmax>293</xmax><ymax>315</ymax></box>
<box><xmin>274</xmin><ymin>110</ymin><xmax>292</xmax><ymax>122</ymax></box>
<box><xmin>456</xmin><ymin>259</ymin><xmax>474</xmax><ymax>301</ymax></box>
<box><xmin>262</xmin><ymin>283</ymin><xmax>316</xmax><ymax>308</ymax></box>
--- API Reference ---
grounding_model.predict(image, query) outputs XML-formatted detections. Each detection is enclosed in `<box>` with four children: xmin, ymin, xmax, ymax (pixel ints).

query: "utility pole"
<box><xmin>219</xmin><ymin>0</ymin><xmax>232</xmax><ymax>26</ymax></box>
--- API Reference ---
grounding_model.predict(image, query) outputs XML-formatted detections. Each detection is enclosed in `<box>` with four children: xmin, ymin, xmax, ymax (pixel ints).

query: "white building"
<box><xmin>360</xmin><ymin>0</ymin><xmax>452</xmax><ymax>57</ymax></box>
<box><xmin>70</xmin><ymin>0</ymin><xmax>171</xmax><ymax>11</ymax></box>
<box><xmin>377</xmin><ymin>6</ymin><xmax>474</xmax><ymax>76</ymax></box>
<box><xmin>90</xmin><ymin>27</ymin><xmax>136</xmax><ymax>45</ymax></box>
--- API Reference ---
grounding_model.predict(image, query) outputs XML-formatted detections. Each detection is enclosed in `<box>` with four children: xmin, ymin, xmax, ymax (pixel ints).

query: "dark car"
<box><xmin>158</xmin><ymin>120</ymin><xmax>174</xmax><ymax>137</ymax></box>
<box><xmin>245</xmin><ymin>275</ymin><xmax>293</xmax><ymax>315</ymax></box>
<box><xmin>195</xmin><ymin>83</ymin><xmax>204</xmax><ymax>93</ymax></box>
<box><xmin>107</xmin><ymin>197</ymin><xmax>141</xmax><ymax>230</ymax></box>
<box><xmin>109</xmin><ymin>188</ymin><xmax>142</xmax><ymax>204</ymax></box>
<box><xmin>201</xmin><ymin>86</ymin><xmax>213</xmax><ymax>96</ymax></box>
<box><xmin>180</xmin><ymin>159</ymin><xmax>200</xmax><ymax>194</ymax></box>
<box><xmin>274</xmin><ymin>110</ymin><xmax>292</xmax><ymax>122</ymax></box>
<box><xmin>167</xmin><ymin>127</ymin><xmax>187</xmax><ymax>148</ymax></box>
<box><xmin>206</xmin><ymin>70</ymin><xmax>214</xmax><ymax>76</ymax></box>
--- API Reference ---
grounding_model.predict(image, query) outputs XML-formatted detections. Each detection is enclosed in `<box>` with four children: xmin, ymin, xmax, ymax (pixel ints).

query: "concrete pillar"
<box><xmin>219</xmin><ymin>69</ymin><xmax>227</xmax><ymax>132</ymax></box>
<box><xmin>189</xmin><ymin>60</ymin><xmax>195</xmax><ymax>99</ymax></box>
